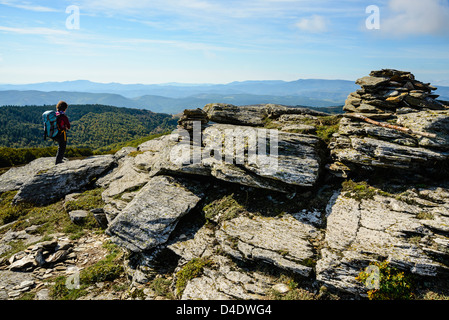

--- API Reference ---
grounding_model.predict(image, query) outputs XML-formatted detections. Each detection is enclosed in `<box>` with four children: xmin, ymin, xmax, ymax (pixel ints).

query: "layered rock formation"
<box><xmin>1</xmin><ymin>69</ymin><xmax>449</xmax><ymax>300</ymax></box>
<box><xmin>10</xmin><ymin>155</ymin><xmax>116</xmax><ymax>206</ymax></box>
<box><xmin>330</xmin><ymin>69</ymin><xmax>449</xmax><ymax>177</ymax></box>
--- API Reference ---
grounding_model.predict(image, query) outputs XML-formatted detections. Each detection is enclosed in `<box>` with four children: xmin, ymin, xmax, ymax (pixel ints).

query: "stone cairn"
<box><xmin>329</xmin><ymin>69</ymin><xmax>449</xmax><ymax>177</ymax></box>
<box><xmin>344</xmin><ymin>69</ymin><xmax>446</xmax><ymax>117</ymax></box>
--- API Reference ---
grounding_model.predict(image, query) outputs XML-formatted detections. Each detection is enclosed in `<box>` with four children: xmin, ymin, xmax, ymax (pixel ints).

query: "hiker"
<box><xmin>54</xmin><ymin>101</ymin><xmax>71</xmax><ymax>164</ymax></box>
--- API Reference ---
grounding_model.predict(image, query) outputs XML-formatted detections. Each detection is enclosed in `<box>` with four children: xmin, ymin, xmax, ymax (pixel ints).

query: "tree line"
<box><xmin>0</xmin><ymin>104</ymin><xmax>177</xmax><ymax>148</ymax></box>
<box><xmin>0</xmin><ymin>104</ymin><xmax>178</xmax><ymax>167</ymax></box>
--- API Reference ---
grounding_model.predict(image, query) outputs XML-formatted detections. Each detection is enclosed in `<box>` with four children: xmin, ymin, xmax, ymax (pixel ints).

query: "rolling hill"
<box><xmin>0</xmin><ymin>79</ymin><xmax>362</xmax><ymax>114</ymax></box>
<box><xmin>1</xmin><ymin>79</ymin><xmax>447</xmax><ymax>114</ymax></box>
<box><xmin>0</xmin><ymin>90</ymin><xmax>345</xmax><ymax>114</ymax></box>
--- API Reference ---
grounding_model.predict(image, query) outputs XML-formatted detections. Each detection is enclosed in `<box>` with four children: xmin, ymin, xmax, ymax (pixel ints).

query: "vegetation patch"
<box><xmin>202</xmin><ymin>193</ymin><xmax>246</xmax><ymax>222</ymax></box>
<box><xmin>266</xmin><ymin>274</ymin><xmax>317</xmax><ymax>300</ymax></box>
<box><xmin>342</xmin><ymin>180</ymin><xmax>379</xmax><ymax>202</ymax></box>
<box><xmin>149</xmin><ymin>276</ymin><xmax>175</xmax><ymax>299</ymax></box>
<box><xmin>0</xmin><ymin>147</ymin><xmax>93</xmax><ymax>168</ymax></box>
<box><xmin>0</xmin><ymin>191</ymin><xmax>30</xmax><ymax>225</ymax></box>
<box><xmin>63</xmin><ymin>188</ymin><xmax>105</xmax><ymax>212</ymax></box>
<box><xmin>49</xmin><ymin>241</ymin><xmax>124</xmax><ymax>300</ymax></box>
<box><xmin>175</xmin><ymin>258</ymin><xmax>213</xmax><ymax>297</ymax></box>
<box><xmin>315</xmin><ymin>116</ymin><xmax>341</xmax><ymax>144</ymax></box>
<box><xmin>356</xmin><ymin>260</ymin><xmax>414</xmax><ymax>300</ymax></box>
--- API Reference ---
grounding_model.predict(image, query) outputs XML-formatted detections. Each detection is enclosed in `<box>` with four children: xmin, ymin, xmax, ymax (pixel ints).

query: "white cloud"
<box><xmin>0</xmin><ymin>0</ymin><xmax>58</xmax><ymax>12</ymax></box>
<box><xmin>295</xmin><ymin>15</ymin><xmax>328</xmax><ymax>33</ymax></box>
<box><xmin>0</xmin><ymin>26</ymin><xmax>69</xmax><ymax>35</ymax></box>
<box><xmin>382</xmin><ymin>0</ymin><xmax>449</xmax><ymax>36</ymax></box>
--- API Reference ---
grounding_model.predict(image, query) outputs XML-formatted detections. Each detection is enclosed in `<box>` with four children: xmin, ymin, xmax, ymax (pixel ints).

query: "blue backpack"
<box><xmin>42</xmin><ymin>110</ymin><xmax>60</xmax><ymax>140</ymax></box>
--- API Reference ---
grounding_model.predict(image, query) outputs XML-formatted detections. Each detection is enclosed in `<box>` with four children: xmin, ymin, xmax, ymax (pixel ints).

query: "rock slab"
<box><xmin>106</xmin><ymin>175</ymin><xmax>206</xmax><ymax>252</ymax></box>
<box><xmin>12</xmin><ymin>155</ymin><xmax>115</xmax><ymax>206</ymax></box>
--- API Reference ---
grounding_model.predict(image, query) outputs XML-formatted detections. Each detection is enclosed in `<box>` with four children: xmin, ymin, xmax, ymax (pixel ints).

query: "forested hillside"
<box><xmin>0</xmin><ymin>105</ymin><xmax>178</xmax><ymax>150</ymax></box>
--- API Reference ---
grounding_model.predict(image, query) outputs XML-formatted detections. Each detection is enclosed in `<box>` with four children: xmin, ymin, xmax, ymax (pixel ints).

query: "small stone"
<box><xmin>68</xmin><ymin>210</ymin><xmax>89</xmax><ymax>224</ymax></box>
<box><xmin>8</xmin><ymin>256</ymin><xmax>36</xmax><ymax>271</ymax></box>
<box><xmin>35</xmin><ymin>288</ymin><xmax>50</xmax><ymax>300</ymax></box>
<box><xmin>355</xmin><ymin>76</ymin><xmax>389</xmax><ymax>89</ymax></box>
<box><xmin>272</xmin><ymin>283</ymin><xmax>290</xmax><ymax>294</ymax></box>
<box><xmin>46</xmin><ymin>250</ymin><xmax>69</xmax><ymax>264</ymax></box>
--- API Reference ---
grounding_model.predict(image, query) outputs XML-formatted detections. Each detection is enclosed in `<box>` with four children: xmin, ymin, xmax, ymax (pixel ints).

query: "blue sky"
<box><xmin>0</xmin><ymin>0</ymin><xmax>448</xmax><ymax>85</ymax></box>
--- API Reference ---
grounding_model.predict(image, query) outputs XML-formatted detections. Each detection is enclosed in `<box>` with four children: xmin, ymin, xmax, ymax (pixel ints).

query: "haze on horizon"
<box><xmin>0</xmin><ymin>0</ymin><xmax>448</xmax><ymax>86</ymax></box>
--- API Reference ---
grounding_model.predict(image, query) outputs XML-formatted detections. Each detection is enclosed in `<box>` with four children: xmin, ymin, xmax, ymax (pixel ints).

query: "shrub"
<box><xmin>80</xmin><ymin>262</ymin><xmax>123</xmax><ymax>284</ymax></box>
<box><xmin>356</xmin><ymin>261</ymin><xmax>414</xmax><ymax>300</ymax></box>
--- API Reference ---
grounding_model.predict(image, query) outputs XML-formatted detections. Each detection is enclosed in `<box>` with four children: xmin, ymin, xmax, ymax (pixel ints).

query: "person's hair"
<box><xmin>56</xmin><ymin>101</ymin><xmax>68</xmax><ymax>112</ymax></box>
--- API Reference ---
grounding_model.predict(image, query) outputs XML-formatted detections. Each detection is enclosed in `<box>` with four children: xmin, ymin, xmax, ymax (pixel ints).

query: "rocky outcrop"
<box><xmin>12</xmin><ymin>155</ymin><xmax>116</xmax><ymax>206</ymax></box>
<box><xmin>204</xmin><ymin>103</ymin><xmax>328</xmax><ymax>127</ymax></box>
<box><xmin>216</xmin><ymin>214</ymin><xmax>321</xmax><ymax>277</ymax></box>
<box><xmin>106</xmin><ymin>175</ymin><xmax>207</xmax><ymax>253</ymax></box>
<box><xmin>202</xmin><ymin>124</ymin><xmax>323</xmax><ymax>190</ymax></box>
<box><xmin>329</xmin><ymin>69</ymin><xmax>449</xmax><ymax>178</ymax></box>
<box><xmin>2</xmin><ymin>70</ymin><xmax>449</xmax><ymax>300</ymax></box>
<box><xmin>0</xmin><ymin>157</ymin><xmax>55</xmax><ymax>193</ymax></box>
<box><xmin>317</xmin><ymin>184</ymin><xmax>449</xmax><ymax>295</ymax></box>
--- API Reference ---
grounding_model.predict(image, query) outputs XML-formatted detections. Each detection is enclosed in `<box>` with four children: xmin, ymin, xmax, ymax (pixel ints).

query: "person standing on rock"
<box><xmin>55</xmin><ymin>101</ymin><xmax>71</xmax><ymax>165</ymax></box>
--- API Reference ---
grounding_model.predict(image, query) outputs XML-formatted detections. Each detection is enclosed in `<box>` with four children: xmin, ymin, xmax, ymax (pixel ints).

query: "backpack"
<box><xmin>42</xmin><ymin>110</ymin><xmax>59</xmax><ymax>140</ymax></box>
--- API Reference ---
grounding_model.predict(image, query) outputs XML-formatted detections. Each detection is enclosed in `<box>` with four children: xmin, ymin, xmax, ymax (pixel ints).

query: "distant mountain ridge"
<box><xmin>1</xmin><ymin>79</ymin><xmax>448</xmax><ymax>114</ymax></box>
<box><xmin>0</xmin><ymin>79</ymin><xmax>358</xmax><ymax>98</ymax></box>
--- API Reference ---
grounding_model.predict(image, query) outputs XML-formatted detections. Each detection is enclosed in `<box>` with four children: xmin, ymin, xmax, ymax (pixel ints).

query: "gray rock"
<box><xmin>8</xmin><ymin>256</ymin><xmax>36</xmax><ymax>271</ymax></box>
<box><xmin>91</xmin><ymin>209</ymin><xmax>108</xmax><ymax>229</ymax></box>
<box><xmin>68</xmin><ymin>210</ymin><xmax>89</xmax><ymax>224</ymax></box>
<box><xmin>355</xmin><ymin>76</ymin><xmax>390</xmax><ymax>89</ymax></box>
<box><xmin>179</xmin><ymin>255</ymin><xmax>274</xmax><ymax>300</ymax></box>
<box><xmin>140</xmin><ymin>125</ymin><xmax>323</xmax><ymax>193</ymax></box>
<box><xmin>202</xmin><ymin>123</ymin><xmax>323</xmax><ymax>190</ymax></box>
<box><xmin>106</xmin><ymin>175</ymin><xmax>206</xmax><ymax>252</ymax></box>
<box><xmin>0</xmin><ymin>157</ymin><xmax>55</xmax><ymax>193</ymax></box>
<box><xmin>0</xmin><ymin>270</ymin><xmax>35</xmax><ymax>298</ymax></box>
<box><xmin>35</xmin><ymin>288</ymin><xmax>51</xmax><ymax>300</ymax></box>
<box><xmin>12</xmin><ymin>155</ymin><xmax>116</xmax><ymax>206</ymax></box>
<box><xmin>203</xmin><ymin>103</ymin><xmax>328</xmax><ymax>127</ymax></box>
<box><xmin>397</xmin><ymin>110</ymin><xmax>449</xmax><ymax>150</ymax></box>
<box><xmin>316</xmin><ymin>188</ymin><xmax>449</xmax><ymax>295</ymax></box>
<box><xmin>216</xmin><ymin>214</ymin><xmax>321</xmax><ymax>277</ymax></box>
<box><xmin>204</xmin><ymin>103</ymin><xmax>268</xmax><ymax>127</ymax></box>
<box><xmin>333</xmin><ymin>136</ymin><xmax>447</xmax><ymax>171</ymax></box>
<box><xmin>99</xmin><ymin>155</ymin><xmax>151</xmax><ymax>197</ymax></box>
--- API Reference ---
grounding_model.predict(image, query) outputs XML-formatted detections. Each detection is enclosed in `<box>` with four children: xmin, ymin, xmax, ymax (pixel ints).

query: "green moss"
<box><xmin>149</xmin><ymin>277</ymin><xmax>175</xmax><ymax>299</ymax></box>
<box><xmin>50</xmin><ymin>276</ymin><xmax>87</xmax><ymax>300</ymax></box>
<box><xmin>268</xmin><ymin>287</ymin><xmax>316</xmax><ymax>300</ymax></box>
<box><xmin>416</xmin><ymin>211</ymin><xmax>434</xmax><ymax>220</ymax></box>
<box><xmin>0</xmin><ymin>191</ymin><xmax>30</xmax><ymax>225</ymax></box>
<box><xmin>266</xmin><ymin>274</ymin><xmax>316</xmax><ymax>300</ymax></box>
<box><xmin>342</xmin><ymin>180</ymin><xmax>377</xmax><ymax>202</ymax></box>
<box><xmin>0</xmin><ymin>239</ymin><xmax>26</xmax><ymax>259</ymax></box>
<box><xmin>202</xmin><ymin>194</ymin><xmax>245</xmax><ymax>222</ymax></box>
<box><xmin>175</xmin><ymin>258</ymin><xmax>213</xmax><ymax>296</ymax></box>
<box><xmin>63</xmin><ymin>188</ymin><xmax>105</xmax><ymax>212</ymax></box>
<box><xmin>127</xmin><ymin>150</ymin><xmax>145</xmax><ymax>157</ymax></box>
<box><xmin>80</xmin><ymin>262</ymin><xmax>123</xmax><ymax>284</ymax></box>
<box><xmin>315</xmin><ymin>116</ymin><xmax>341</xmax><ymax>144</ymax></box>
